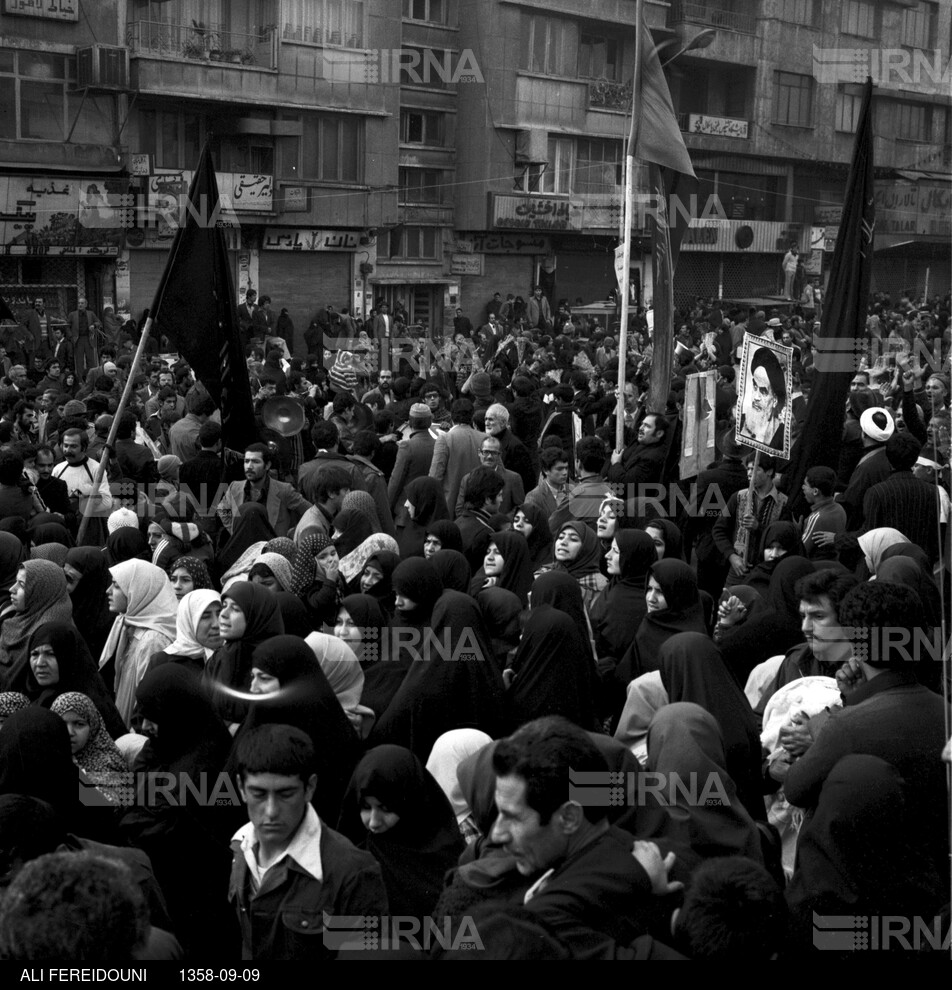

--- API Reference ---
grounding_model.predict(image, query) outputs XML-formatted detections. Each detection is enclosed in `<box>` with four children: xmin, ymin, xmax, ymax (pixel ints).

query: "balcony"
<box><xmin>669</xmin><ymin>2</ymin><xmax>756</xmax><ymax>35</ymax></box>
<box><xmin>677</xmin><ymin>112</ymin><xmax>749</xmax><ymax>139</ymax></box>
<box><xmin>589</xmin><ymin>78</ymin><xmax>633</xmax><ymax>112</ymax></box>
<box><xmin>127</xmin><ymin>21</ymin><xmax>277</xmax><ymax>70</ymax></box>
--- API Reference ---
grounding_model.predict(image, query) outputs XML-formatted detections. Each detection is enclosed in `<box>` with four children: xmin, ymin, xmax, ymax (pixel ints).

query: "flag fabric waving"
<box><xmin>784</xmin><ymin>77</ymin><xmax>875</xmax><ymax>516</ymax></box>
<box><xmin>632</xmin><ymin>4</ymin><xmax>698</xmax><ymax>408</ymax></box>
<box><xmin>0</xmin><ymin>294</ymin><xmax>16</xmax><ymax>323</ymax></box>
<box><xmin>150</xmin><ymin>142</ymin><xmax>256</xmax><ymax>448</ymax></box>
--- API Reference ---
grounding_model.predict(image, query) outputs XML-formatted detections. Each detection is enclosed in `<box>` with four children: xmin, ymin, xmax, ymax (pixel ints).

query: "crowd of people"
<box><xmin>0</xmin><ymin>283</ymin><xmax>948</xmax><ymax>962</ymax></box>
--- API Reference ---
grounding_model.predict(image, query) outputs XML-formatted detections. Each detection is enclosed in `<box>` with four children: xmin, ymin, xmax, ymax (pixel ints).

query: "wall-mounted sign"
<box><xmin>262</xmin><ymin>228</ymin><xmax>359</xmax><ymax>251</ymax></box>
<box><xmin>465</xmin><ymin>233</ymin><xmax>550</xmax><ymax>254</ymax></box>
<box><xmin>281</xmin><ymin>186</ymin><xmax>309</xmax><ymax>212</ymax></box>
<box><xmin>491</xmin><ymin>194</ymin><xmax>582</xmax><ymax>231</ymax></box>
<box><xmin>687</xmin><ymin>114</ymin><xmax>749</xmax><ymax>139</ymax></box>
<box><xmin>129</xmin><ymin>154</ymin><xmax>151</xmax><ymax>177</ymax></box>
<box><xmin>5</xmin><ymin>0</ymin><xmax>78</xmax><ymax>21</ymax></box>
<box><xmin>450</xmin><ymin>253</ymin><xmax>482</xmax><ymax>276</ymax></box>
<box><xmin>0</xmin><ymin>174</ymin><xmax>123</xmax><ymax>256</ymax></box>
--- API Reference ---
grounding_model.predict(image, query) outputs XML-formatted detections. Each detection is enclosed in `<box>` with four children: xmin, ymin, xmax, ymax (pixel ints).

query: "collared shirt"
<box><xmin>234</xmin><ymin>804</ymin><xmax>323</xmax><ymax>894</ymax></box>
<box><xmin>244</xmin><ymin>476</ymin><xmax>271</xmax><ymax>505</ymax></box>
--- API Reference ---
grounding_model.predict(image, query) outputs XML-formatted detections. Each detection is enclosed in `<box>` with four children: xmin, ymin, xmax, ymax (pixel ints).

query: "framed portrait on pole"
<box><xmin>735</xmin><ymin>332</ymin><xmax>794</xmax><ymax>460</ymax></box>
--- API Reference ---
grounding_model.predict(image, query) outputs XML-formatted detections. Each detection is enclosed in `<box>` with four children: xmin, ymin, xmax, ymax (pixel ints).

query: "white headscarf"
<box><xmin>425</xmin><ymin>728</ymin><xmax>493</xmax><ymax>824</ymax></box>
<box><xmin>857</xmin><ymin>527</ymin><xmax>909</xmax><ymax>575</ymax></box>
<box><xmin>107</xmin><ymin>508</ymin><xmax>139</xmax><ymax>534</ymax></box>
<box><xmin>305</xmin><ymin>631</ymin><xmax>375</xmax><ymax>736</ymax></box>
<box><xmin>99</xmin><ymin>560</ymin><xmax>178</xmax><ymax>671</ymax></box>
<box><xmin>166</xmin><ymin>589</ymin><xmax>222</xmax><ymax>660</ymax></box>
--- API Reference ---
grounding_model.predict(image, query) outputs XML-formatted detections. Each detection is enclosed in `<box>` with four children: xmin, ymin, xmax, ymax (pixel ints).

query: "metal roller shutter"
<box><xmin>128</xmin><ymin>249</ymin><xmax>172</xmax><ymax>318</ymax></box>
<box><xmin>258</xmin><ymin>252</ymin><xmax>351</xmax><ymax>356</ymax></box>
<box><xmin>555</xmin><ymin>251</ymin><xmax>617</xmax><ymax>306</ymax></box>
<box><xmin>459</xmin><ymin>255</ymin><xmax>533</xmax><ymax>324</ymax></box>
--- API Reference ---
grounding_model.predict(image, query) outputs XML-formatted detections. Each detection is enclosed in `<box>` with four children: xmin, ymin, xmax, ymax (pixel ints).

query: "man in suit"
<box><xmin>217</xmin><ymin>442</ymin><xmax>312</xmax><ymax>538</ymax></box>
<box><xmin>22</xmin><ymin>298</ymin><xmax>48</xmax><ymax>359</ymax></box>
<box><xmin>430</xmin><ymin>398</ymin><xmax>483</xmax><ymax>517</ymax></box>
<box><xmin>526</xmin><ymin>285</ymin><xmax>551</xmax><ymax>330</ymax></box>
<box><xmin>484</xmin><ymin>403</ymin><xmax>535</xmax><ymax>493</ymax></box>
<box><xmin>66</xmin><ymin>297</ymin><xmax>101</xmax><ymax>380</ymax></box>
<box><xmin>50</xmin><ymin>326</ymin><xmax>73</xmax><ymax>372</ymax></box>
<box><xmin>237</xmin><ymin>289</ymin><xmax>258</xmax><ymax>350</ymax></box>
<box><xmin>455</xmin><ymin>434</ymin><xmax>525</xmax><ymax>517</ymax></box>
<box><xmin>388</xmin><ymin>403</ymin><xmax>436</xmax><ymax>518</ymax></box>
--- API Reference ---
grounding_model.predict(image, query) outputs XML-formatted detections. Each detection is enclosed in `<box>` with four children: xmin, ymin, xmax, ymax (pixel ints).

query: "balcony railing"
<box><xmin>127</xmin><ymin>21</ymin><xmax>277</xmax><ymax>70</ymax></box>
<box><xmin>589</xmin><ymin>78</ymin><xmax>633</xmax><ymax>111</ymax></box>
<box><xmin>669</xmin><ymin>2</ymin><xmax>757</xmax><ymax>35</ymax></box>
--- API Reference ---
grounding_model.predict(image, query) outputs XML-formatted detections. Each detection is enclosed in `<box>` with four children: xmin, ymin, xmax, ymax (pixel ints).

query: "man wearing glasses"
<box><xmin>455</xmin><ymin>435</ymin><xmax>525</xmax><ymax>516</ymax></box>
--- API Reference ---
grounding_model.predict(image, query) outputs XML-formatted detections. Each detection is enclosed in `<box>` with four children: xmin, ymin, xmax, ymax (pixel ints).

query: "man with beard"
<box><xmin>217</xmin><ymin>441</ymin><xmax>312</xmax><ymax>537</ymax></box>
<box><xmin>739</xmin><ymin>347</ymin><xmax>786</xmax><ymax>452</ymax></box>
<box><xmin>51</xmin><ymin>427</ymin><xmax>113</xmax><ymax>542</ymax></box>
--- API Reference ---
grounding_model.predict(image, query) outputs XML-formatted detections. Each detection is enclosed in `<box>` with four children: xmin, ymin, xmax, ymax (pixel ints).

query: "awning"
<box><xmin>874</xmin><ymin>238</ymin><xmax>950</xmax><ymax>257</ymax></box>
<box><xmin>895</xmin><ymin>169</ymin><xmax>952</xmax><ymax>182</ymax></box>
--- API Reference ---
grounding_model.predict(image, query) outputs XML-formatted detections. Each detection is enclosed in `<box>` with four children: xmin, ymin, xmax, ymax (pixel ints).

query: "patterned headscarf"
<box><xmin>30</xmin><ymin>543</ymin><xmax>69</xmax><ymax>567</ymax></box>
<box><xmin>264</xmin><ymin>538</ymin><xmax>312</xmax><ymax>596</ymax></box>
<box><xmin>0</xmin><ymin>691</ymin><xmax>30</xmax><ymax>719</ymax></box>
<box><xmin>340</xmin><ymin>533</ymin><xmax>400</xmax><ymax>585</ymax></box>
<box><xmin>340</xmin><ymin>490</ymin><xmax>381</xmax><ymax>530</ymax></box>
<box><xmin>169</xmin><ymin>556</ymin><xmax>214</xmax><ymax>592</ymax></box>
<box><xmin>50</xmin><ymin>692</ymin><xmax>127</xmax><ymax>777</ymax></box>
<box><xmin>251</xmin><ymin>552</ymin><xmax>294</xmax><ymax>592</ymax></box>
<box><xmin>296</xmin><ymin>533</ymin><xmax>332</xmax><ymax>589</ymax></box>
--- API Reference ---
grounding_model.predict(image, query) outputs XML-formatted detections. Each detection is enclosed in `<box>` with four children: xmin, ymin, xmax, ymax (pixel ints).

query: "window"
<box><xmin>574</xmin><ymin>138</ymin><xmax>622</xmax><ymax>194</ymax></box>
<box><xmin>139</xmin><ymin>110</ymin><xmax>205</xmax><ymax>169</ymax></box>
<box><xmin>399</xmin><ymin>46</ymin><xmax>454</xmax><ymax>89</ymax></box>
<box><xmin>579</xmin><ymin>33</ymin><xmax>620</xmax><ymax>80</ymax></box>
<box><xmin>400</xmin><ymin>108</ymin><xmax>444</xmax><ymax>145</ymax></box>
<box><xmin>381</xmin><ymin>225</ymin><xmax>440</xmax><ymax>260</ymax></box>
<box><xmin>219</xmin><ymin>137</ymin><xmax>274</xmax><ymax>175</ymax></box>
<box><xmin>527</xmin><ymin>16</ymin><xmax>571</xmax><ymax>76</ymax></box>
<box><xmin>0</xmin><ymin>51</ymin><xmax>71</xmax><ymax>142</ymax></box>
<box><xmin>897</xmin><ymin>102</ymin><xmax>930</xmax><ymax>142</ymax></box>
<box><xmin>773</xmin><ymin>71</ymin><xmax>813</xmax><ymax>127</ymax></box>
<box><xmin>399</xmin><ymin>167</ymin><xmax>444</xmax><ymax>204</ymax></box>
<box><xmin>901</xmin><ymin>1</ymin><xmax>937</xmax><ymax>49</ymax></box>
<box><xmin>780</xmin><ymin>0</ymin><xmax>818</xmax><ymax>25</ymax></box>
<box><xmin>839</xmin><ymin>0</ymin><xmax>877</xmax><ymax>37</ymax></box>
<box><xmin>283</xmin><ymin>0</ymin><xmax>365</xmax><ymax>46</ymax></box>
<box><xmin>536</xmin><ymin>136</ymin><xmax>573</xmax><ymax>194</ymax></box>
<box><xmin>835</xmin><ymin>87</ymin><xmax>863</xmax><ymax>133</ymax></box>
<box><xmin>403</xmin><ymin>0</ymin><xmax>445</xmax><ymax>24</ymax></box>
<box><xmin>277</xmin><ymin>113</ymin><xmax>361</xmax><ymax>182</ymax></box>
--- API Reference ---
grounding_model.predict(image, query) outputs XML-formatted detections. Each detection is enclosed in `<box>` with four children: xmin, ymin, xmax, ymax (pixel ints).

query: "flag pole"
<box><xmin>75</xmin><ymin>317</ymin><xmax>154</xmax><ymax>546</ymax></box>
<box><xmin>615</xmin><ymin>0</ymin><xmax>644</xmax><ymax>456</ymax></box>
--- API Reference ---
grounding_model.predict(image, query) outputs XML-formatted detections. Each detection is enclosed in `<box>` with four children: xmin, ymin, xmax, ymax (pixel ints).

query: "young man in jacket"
<box><xmin>231</xmin><ymin>725</ymin><xmax>388</xmax><ymax>960</ymax></box>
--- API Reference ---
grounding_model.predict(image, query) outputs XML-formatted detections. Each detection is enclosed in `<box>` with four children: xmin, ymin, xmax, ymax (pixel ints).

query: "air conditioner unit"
<box><xmin>76</xmin><ymin>45</ymin><xmax>129</xmax><ymax>90</ymax></box>
<box><xmin>515</xmin><ymin>129</ymin><xmax>549</xmax><ymax>165</ymax></box>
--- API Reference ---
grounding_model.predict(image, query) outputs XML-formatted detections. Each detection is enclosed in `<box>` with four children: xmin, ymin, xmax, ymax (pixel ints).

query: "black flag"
<box><xmin>784</xmin><ymin>78</ymin><xmax>875</xmax><ymax>517</ymax></box>
<box><xmin>150</xmin><ymin>142</ymin><xmax>256</xmax><ymax>448</ymax></box>
<box><xmin>0</xmin><ymin>295</ymin><xmax>16</xmax><ymax>323</ymax></box>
